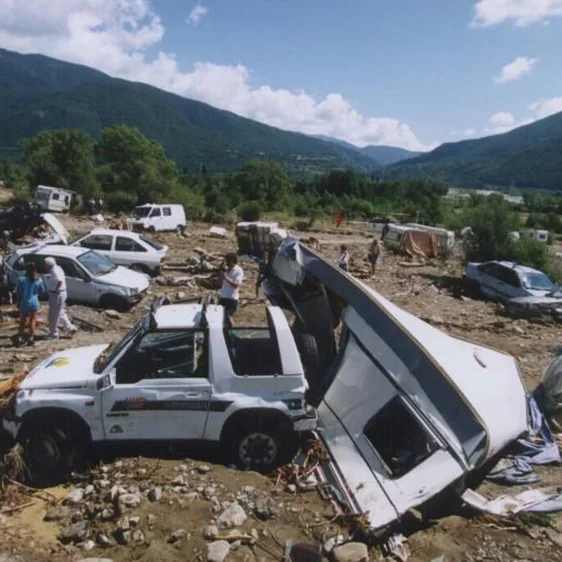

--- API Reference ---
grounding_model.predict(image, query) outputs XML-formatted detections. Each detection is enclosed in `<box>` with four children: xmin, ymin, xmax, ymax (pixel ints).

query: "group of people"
<box><xmin>337</xmin><ymin>238</ymin><xmax>381</xmax><ymax>277</ymax></box>
<box><xmin>87</xmin><ymin>197</ymin><xmax>104</xmax><ymax>216</ymax></box>
<box><xmin>14</xmin><ymin>258</ymin><xmax>76</xmax><ymax>346</ymax></box>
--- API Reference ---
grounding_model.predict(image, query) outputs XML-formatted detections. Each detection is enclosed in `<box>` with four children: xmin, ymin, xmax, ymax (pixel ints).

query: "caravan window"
<box><xmin>52</xmin><ymin>193</ymin><xmax>60</xmax><ymax>201</ymax></box>
<box><xmin>364</xmin><ymin>396</ymin><xmax>438</xmax><ymax>478</ymax></box>
<box><xmin>163</xmin><ymin>207</ymin><xmax>172</xmax><ymax>217</ymax></box>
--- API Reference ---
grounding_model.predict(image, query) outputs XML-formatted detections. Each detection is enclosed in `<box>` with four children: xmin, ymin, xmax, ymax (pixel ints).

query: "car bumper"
<box><xmin>292</xmin><ymin>406</ymin><xmax>318</xmax><ymax>432</ymax></box>
<box><xmin>127</xmin><ymin>292</ymin><xmax>143</xmax><ymax>305</ymax></box>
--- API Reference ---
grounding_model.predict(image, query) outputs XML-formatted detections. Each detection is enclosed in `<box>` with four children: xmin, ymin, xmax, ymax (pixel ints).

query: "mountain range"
<box><xmin>0</xmin><ymin>48</ymin><xmax>380</xmax><ymax>175</ymax></box>
<box><xmin>2</xmin><ymin>47</ymin><xmax>562</xmax><ymax>189</ymax></box>
<box><xmin>388</xmin><ymin>112</ymin><xmax>562</xmax><ymax>190</ymax></box>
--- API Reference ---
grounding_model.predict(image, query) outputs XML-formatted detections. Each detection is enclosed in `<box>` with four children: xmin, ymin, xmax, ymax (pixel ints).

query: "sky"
<box><xmin>0</xmin><ymin>0</ymin><xmax>561</xmax><ymax>152</ymax></box>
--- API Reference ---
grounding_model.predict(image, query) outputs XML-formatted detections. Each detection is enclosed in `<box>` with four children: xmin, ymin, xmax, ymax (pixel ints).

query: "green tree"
<box><xmin>227</xmin><ymin>161</ymin><xmax>291</xmax><ymax>211</ymax></box>
<box><xmin>464</xmin><ymin>197</ymin><xmax>520</xmax><ymax>262</ymax></box>
<box><xmin>237</xmin><ymin>201</ymin><xmax>262</xmax><ymax>222</ymax></box>
<box><xmin>96</xmin><ymin>125</ymin><xmax>178</xmax><ymax>205</ymax></box>
<box><xmin>20</xmin><ymin>130</ymin><xmax>98</xmax><ymax>196</ymax></box>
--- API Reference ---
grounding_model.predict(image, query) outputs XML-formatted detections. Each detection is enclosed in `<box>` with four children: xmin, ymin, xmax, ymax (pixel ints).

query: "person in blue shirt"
<box><xmin>16</xmin><ymin>262</ymin><xmax>44</xmax><ymax>346</ymax></box>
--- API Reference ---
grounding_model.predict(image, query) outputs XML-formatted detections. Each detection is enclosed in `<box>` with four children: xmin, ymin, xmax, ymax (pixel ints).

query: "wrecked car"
<box><xmin>2</xmin><ymin>298</ymin><xmax>317</xmax><ymax>485</ymax></box>
<box><xmin>263</xmin><ymin>239</ymin><xmax>528</xmax><ymax>532</ymax></box>
<box><xmin>464</xmin><ymin>261</ymin><xmax>556</xmax><ymax>302</ymax></box>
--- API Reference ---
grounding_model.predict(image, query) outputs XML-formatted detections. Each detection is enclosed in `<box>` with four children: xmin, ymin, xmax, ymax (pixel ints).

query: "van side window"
<box><xmin>52</xmin><ymin>193</ymin><xmax>60</xmax><ymax>201</ymax></box>
<box><xmin>79</xmin><ymin>235</ymin><xmax>112</xmax><ymax>251</ymax></box>
<box><xmin>163</xmin><ymin>207</ymin><xmax>172</xmax><ymax>217</ymax></box>
<box><xmin>150</xmin><ymin>208</ymin><xmax>161</xmax><ymax>218</ymax></box>
<box><xmin>364</xmin><ymin>396</ymin><xmax>438</xmax><ymax>478</ymax></box>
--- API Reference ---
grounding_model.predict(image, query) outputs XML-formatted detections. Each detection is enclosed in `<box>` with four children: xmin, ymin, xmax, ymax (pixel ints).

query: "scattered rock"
<box><xmin>217</xmin><ymin>503</ymin><xmax>248</xmax><ymax>529</ymax></box>
<box><xmin>129</xmin><ymin>516</ymin><xmax>141</xmax><ymax>527</ymax></box>
<box><xmin>59</xmin><ymin>520</ymin><xmax>91</xmax><ymax>544</ymax></box>
<box><xmin>132</xmin><ymin>529</ymin><xmax>145</xmax><ymax>543</ymax></box>
<box><xmin>75</xmin><ymin>559</ymin><xmax>114</xmax><ymax>562</ymax></box>
<box><xmin>147</xmin><ymin>514</ymin><xmax>156</xmax><ymax>528</ymax></box>
<box><xmin>148</xmin><ymin>486</ymin><xmax>163</xmax><ymax>502</ymax></box>
<box><xmin>171</xmin><ymin>475</ymin><xmax>186</xmax><ymax>486</ymax></box>
<box><xmin>0</xmin><ymin>514</ymin><xmax>6</xmax><ymax>526</ymax></box>
<box><xmin>119</xmin><ymin>493</ymin><xmax>142</xmax><ymax>509</ymax></box>
<box><xmin>198</xmin><ymin>464</ymin><xmax>211</xmax><ymax>474</ymax></box>
<box><xmin>117</xmin><ymin>531</ymin><xmax>131</xmax><ymax>545</ymax></box>
<box><xmin>167</xmin><ymin>529</ymin><xmax>187</xmax><ymax>544</ymax></box>
<box><xmin>44</xmin><ymin>506</ymin><xmax>69</xmax><ymax>522</ymax></box>
<box><xmin>82</xmin><ymin>540</ymin><xmax>96</xmax><ymax>551</ymax></box>
<box><xmin>96</xmin><ymin>533</ymin><xmax>112</xmax><ymax>548</ymax></box>
<box><xmin>254</xmin><ymin>497</ymin><xmax>276</xmax><ymax>520</ymax></box>
<box><xmin>100</xmin><ymin>508</ymin><xmax>114</xmax><ymax>521</ymax></box>
<box><xmin>203</xmin><ymin>525</ymin><xmax>219</xmax><ymax>540</ymax></box>
<box><xmin>332</xmin><ymin>542</ymin><xmax>369</xmax><ymax>562</ymax></box>
<box><xmin>63</xmin><ymin>489</ymin><xmax>84</xmax><ymax>505</ymax></box>
<box><xmin>117</xmin><ymin>517</ymin><xmax>130</xmax><ymax>531</ymax></box>
<box><xmin>84</xmin><ymin>484</ymin><xmax>95</xmax><ymax>497</ymax></box>
<box><xmin>104</xmin><ymin>310</ymin><xmax>121</xmax><ymax>319</ymax></box>
<box><xmin>207</xmin><ymin>540</ymin><xmax>231</xmax><ymax>562</ymax></box>
<box><xmin>286</xmin><ymin>484</ymin><xmax>297</xmax><ymax>493</ymax></box>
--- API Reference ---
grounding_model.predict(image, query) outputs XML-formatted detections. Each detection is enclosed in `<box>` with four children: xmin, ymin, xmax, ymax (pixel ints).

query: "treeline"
<box><xmin>0</xmin><ymin>125</ymin><xmax>449</xmax><ymax>225</ymax></box>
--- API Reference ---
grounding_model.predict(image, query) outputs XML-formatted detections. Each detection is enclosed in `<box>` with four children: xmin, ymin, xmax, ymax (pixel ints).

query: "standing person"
<box><xmin>368</xmin><ymin>238</ymin><xmax>381</xmax><ymax>277</ymax></box>
<box><xmin>219</xmin><ymin>253</ymin><xmax>244</xmax><ymax>318</ymax></box>
<box><xmin>88</xmin><ymin>197</ymin><xmax>95</xmax><ymax>215</ymax></box>
<box><xmin>0</xmin><ymin>256</ymin><xmax>12</xmax><ymax>306</ymax></box>
<box><xmin>255</xmin><ymin>250</ymin><xmax>270</xmax><ymax>299</ymax></box>
<box><xmin>15</xmin><ymin>263</ymin><xmax>44</xmax><ymax>346</ymax></box>
<box><xmin>97</xmin><ymin>197</ymin><xmax>104</xmax><ymax>214</ymax></box>
<box><xmin>337</xmin><ymin>245</ymin><xmax>350</xmax><ymax>272</ymax></box>
<box><xmin>44</xmin><ymin>257</ymin><xmax>77</xmax><ymax>339</ymax></box>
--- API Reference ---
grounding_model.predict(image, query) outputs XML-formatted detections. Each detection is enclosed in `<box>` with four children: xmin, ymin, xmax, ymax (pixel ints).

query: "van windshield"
<box><xmin>133</xmin><ymin>207</ymin><xmax>152</xmax><ymax>218</ymax></box>
<box><xmin>77</xmin><ymin>250</ymin><xmax>116</xmax><ymax>276</ymax></box>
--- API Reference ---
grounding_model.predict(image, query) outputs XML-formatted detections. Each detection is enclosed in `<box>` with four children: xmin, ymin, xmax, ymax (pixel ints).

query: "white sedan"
<box><xmin>72</xmin><ymin>229</ymin><xmax>168</xmax><ymax>275</ymax></box>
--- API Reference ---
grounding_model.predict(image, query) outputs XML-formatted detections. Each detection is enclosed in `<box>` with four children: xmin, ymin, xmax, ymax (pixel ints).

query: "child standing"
<box><xmin>16</xmin><ymin>263</ymin><xmax>44</xmax><ymax>346</ymax></box>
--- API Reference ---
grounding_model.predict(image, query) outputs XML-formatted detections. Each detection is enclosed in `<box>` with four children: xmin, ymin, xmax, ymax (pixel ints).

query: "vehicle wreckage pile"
<box><xmin>0</xmin><ymin>213</ymin><xmax>561</xmax><ymax>562</ymax></box>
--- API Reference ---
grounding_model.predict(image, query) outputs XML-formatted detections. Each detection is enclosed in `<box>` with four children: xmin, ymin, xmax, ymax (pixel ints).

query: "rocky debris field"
<box><xmin>0</xmin><ymin>210</ymin><xmax>561</xmax><ymax>561</ymax></box>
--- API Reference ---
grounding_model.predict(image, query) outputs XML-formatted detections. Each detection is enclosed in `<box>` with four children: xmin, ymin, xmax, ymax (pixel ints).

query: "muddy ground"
<box><xmin>0</xmin><ymin>208</ymin><xmax>561</xmax><ymax>562</ymax></box>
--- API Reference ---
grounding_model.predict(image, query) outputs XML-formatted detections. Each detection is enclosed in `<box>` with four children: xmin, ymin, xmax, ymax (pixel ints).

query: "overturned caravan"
<box><xmin>264</xmin><ymin>239</ymin><xmax>528</xmax><ymax>531</ymax></box>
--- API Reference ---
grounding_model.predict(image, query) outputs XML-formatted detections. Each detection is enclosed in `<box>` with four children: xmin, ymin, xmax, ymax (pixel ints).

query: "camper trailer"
<box><xmin>236</xmin><ymin>221</ymin><xmax>288</xmax><ymax>257</ymax></box>
<box><xmin>521</xmin><ymin>229</ymin><xmax>549</xmax><ymax>244</ymax></box>
<box><xmin>404</xmin><ymin>223</ymin><xmax>455</xmax><ymax>250</ymax></box>
<box><xmin>34</xmin><ymin>185</ymin><xmax>73</xmax><ymax>213</ymax></box>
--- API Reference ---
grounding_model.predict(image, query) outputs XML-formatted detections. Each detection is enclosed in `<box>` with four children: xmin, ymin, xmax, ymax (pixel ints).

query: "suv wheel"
<box><xmin>228</xmin><ymin>418</ymin><xmax>291</xmax><ymax>473</ymax></box>
<box><xmin>21</xmin><ymin>419</ymin><xmax>87</xmax><ymax>487</ymax></box>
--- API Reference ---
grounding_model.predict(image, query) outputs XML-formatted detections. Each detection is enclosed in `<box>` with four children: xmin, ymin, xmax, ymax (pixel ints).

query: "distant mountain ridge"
<box><xmin>0</xmin><ymin>48</ymin><xmax>380</xmax><ymax>175</ymax></box>
<box><xmin>313</xmin><ymin>135</ymin><xmax>421</xmax><ymax>166</ymax></box>
<box><xmin>389</xmin><ymin>112</ymin><xmax>562</xmax><ymax>190</ymax></box>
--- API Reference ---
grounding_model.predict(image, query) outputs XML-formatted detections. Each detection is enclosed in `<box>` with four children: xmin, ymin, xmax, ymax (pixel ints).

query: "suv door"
<box><xmin>100</xmin><ymin>330</ymin><xmax>212</xmax><ymax>441</ymax></box>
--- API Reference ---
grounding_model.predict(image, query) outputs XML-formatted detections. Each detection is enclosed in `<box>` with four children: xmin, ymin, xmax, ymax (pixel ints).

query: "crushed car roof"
<box><xmin>152</xmin><ymin>303</ymin><xmax>205</xmax><ymax>330</ymax></box>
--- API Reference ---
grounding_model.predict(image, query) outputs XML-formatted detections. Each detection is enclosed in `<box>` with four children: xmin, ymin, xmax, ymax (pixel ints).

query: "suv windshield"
<box><xmin>77</xmin><ymin>250</ymin><xmax>116</xmax><ymax>276</ymax></box>
<box><xmin>140</xmin><ymin>235</ymin><xmax>164</xmax><ymax>251</ymax></box>
<box><xmin>522</xmin><ymin>271</ymin><xmax>554</xmax><ymax>291</ymax></box>
<box><xmin>133</xmin><ymin>207</ymin><xmax>152</xmax><ymax>219</ymax></box>
<box><xmin>94</xmin><ymin>316</ymin><xmax>146</xmax><ymax>374</ymax></box>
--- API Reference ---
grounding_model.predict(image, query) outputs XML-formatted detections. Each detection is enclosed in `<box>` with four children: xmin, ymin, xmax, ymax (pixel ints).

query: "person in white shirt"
<box><xmin>337</xmin><ymin>244</ymin><xmax>350</xmax><ymax>272</ymax></box>
<box><xmin>219</xmin><ymin>253</ymin><xmax>244</xmax><ymax>317</ymax></box>
<box><xmin>44</xmin><ymin>257</ymin><xmax>77</xmax><ymax>338</ymax></box>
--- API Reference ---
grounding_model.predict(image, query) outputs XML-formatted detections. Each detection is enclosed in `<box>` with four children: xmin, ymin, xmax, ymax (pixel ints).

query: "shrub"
<box><xmin>237</xmin><ymin>201</ymin><xmax>262</xmax><ymax>222</ymax></box>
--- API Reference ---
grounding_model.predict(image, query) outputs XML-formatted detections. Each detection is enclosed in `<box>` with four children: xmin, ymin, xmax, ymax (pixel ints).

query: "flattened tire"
<box><xmin>294</xmin><ymin>332</ymin><xmax>321</xmax><ymax>387</ymax></box>
<box><xmin>226</xmin><ymin>418</ymin><xmax>292</xmax><ymax>473</ymax></box>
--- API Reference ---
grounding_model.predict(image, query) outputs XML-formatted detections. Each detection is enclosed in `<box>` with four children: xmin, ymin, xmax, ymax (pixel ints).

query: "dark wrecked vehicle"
<box><xmin>506</xmin><ymin>288</ymin><xmax>562</xmax><ymax>321</ymax></box>
<box><xmin>263</xmin><ymin>238</ymin><xmax>528</xmax><ymax>532</ymax></box>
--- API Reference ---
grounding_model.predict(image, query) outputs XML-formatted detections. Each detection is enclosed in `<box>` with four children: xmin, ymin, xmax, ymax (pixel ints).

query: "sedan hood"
<box><xmin>98</xmin><ymin>266</ymin><xmax>150</xmax><ymax>291</ymax></box>
<box><xmin>20</xmin><ymin>344</ymin><xmax>108</xmax><ymax>390</ymax></box>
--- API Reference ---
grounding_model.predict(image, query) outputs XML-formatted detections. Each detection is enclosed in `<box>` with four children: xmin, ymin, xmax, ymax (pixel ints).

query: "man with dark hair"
<box><xmin>219</xmin><ymin>253</ymin><xmax>244</xmax><ymax>317</ymax></box>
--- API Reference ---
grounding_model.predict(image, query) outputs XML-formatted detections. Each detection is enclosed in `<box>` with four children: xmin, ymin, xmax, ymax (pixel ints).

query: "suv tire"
<box><xmin>21</xmin><ymin>416</ymin><xmax>88</xmax><ymax>487</ymax></box>
<box><xmin>226</xmin><ymin>417</ymin><xmax>292</xmax><ymax>473</ymax></box>
<box><xmin>293</xmin><ymin>332</ymin><xmax>321</xmax><ymax>386</ymax></box>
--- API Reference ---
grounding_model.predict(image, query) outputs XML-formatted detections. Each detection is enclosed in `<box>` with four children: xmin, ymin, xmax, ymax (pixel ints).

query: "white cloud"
<box><xmin>187</xmin><ymin>3</ymin><xmax>208</xmax><ymax>26</ymax></box>
<box><xmin>494</xmin><ymin>56</ymin><xmax>538</xmax><ymax>83</ymax></box>
<box><xmin>489</xmin><ymin>112</ymin><xmax>516</xmax><ymax>127</ymax></box>
<box><xmin>450</xmin><ymin>128</ymin><xmax>476</xmax><ymax>137</ymax></box>
<box><xmin>529</xmin><ymin>97</ymin><xmax>562</xmax><ymax>119</ymax></box>
<box><xmin>0</xmin><ymin>0</ymin><xmax>435</xmax><ymax>152</ymax></box>
<box><xmin>472</xmin><ymin>0</ymin><xmax>562</xmax><ymax>27</ymax></box>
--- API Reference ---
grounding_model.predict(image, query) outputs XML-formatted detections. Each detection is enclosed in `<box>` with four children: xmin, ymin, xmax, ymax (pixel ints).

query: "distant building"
<box><xmin>445</xmin><ymin>187</ymin><xmax>523</xmax><ymax>205</ymax></box>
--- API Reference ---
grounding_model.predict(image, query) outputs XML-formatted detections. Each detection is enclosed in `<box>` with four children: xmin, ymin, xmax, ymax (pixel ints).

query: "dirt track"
<box><xmin>0</xmin><ymin>210</ymin><xmax>561</xmax><ymax>562</ymax></box>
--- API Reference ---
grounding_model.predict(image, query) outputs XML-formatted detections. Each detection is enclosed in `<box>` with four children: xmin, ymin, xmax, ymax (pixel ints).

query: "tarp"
<box><xmin>402</xmin><ymin>230</ymin><xmax>438</xmax><ymax>259</ymax></box>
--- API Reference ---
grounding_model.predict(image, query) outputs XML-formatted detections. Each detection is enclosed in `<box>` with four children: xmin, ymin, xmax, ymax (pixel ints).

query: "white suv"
<box><xmin>3</xmin><ymin>299</ymin><xmax>317</xmax><ymax>484</ymax></box>
<box><xmin>4</xmin><ymin>244</ymin><xmax>150</xmax><ymax>311</ymax></box>
<box><xmin>72</xmin><ymin>229</ymin><xmax>168</xmax><ymax>275</ymax></box>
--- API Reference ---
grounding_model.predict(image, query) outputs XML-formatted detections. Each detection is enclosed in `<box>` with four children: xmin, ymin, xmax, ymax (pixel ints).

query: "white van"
<box><xmin>34</xmin><ymin>186</ymin><xmax>73</xmax><ymax>213</ymax></box>
<box><xmin>130</xmin><ymin>204</ymin><xmax>186</xmax><ymax>233</ymax></box>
